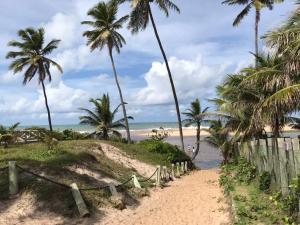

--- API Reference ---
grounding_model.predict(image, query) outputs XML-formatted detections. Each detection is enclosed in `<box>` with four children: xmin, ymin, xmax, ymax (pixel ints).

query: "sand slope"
<box><xmin>100</xmin><ymin>169</ymin><xmax>231</xmax><ymax>225</ymax></box>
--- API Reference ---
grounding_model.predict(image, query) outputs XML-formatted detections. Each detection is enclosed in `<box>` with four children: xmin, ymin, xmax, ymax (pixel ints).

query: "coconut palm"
<box><xmin>118</xmin><ymin>0</ymin><xmax>185</xmax><ymax>150</ymax></box>
<box><xmin>182</xmin><ymin>99</ymin><xmax>209</xmax><ymax>160</ymax></box>
<box><xmin>82</xmin><ymin>1</ymin><xmax>132</xmax><ymax>143</ymax></box>
<box><xmin>6</xmin><ymin>28</ymin><xmax>63</xmax><ymax>131</ymax></box>
<box><xmin>222</xmin><ymin>0</ymin><xmax>283</xmax><ymax>66</ymax></box>
<box><xmin>79</xmin><ymin>94</ymin><xmax>133</xmax><ymax>140</ymax></box>
<box><xmin>204</xmin><ymin>120</ymin><xmax>232</xmax><ymax>164</ymax></box>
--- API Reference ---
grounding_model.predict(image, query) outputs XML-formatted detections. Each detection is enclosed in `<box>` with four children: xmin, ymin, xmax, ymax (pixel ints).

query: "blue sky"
<box><xmin>0</xmin><ymin>0</ymin><xmax>296</xmax><ymax>125</ymax></box>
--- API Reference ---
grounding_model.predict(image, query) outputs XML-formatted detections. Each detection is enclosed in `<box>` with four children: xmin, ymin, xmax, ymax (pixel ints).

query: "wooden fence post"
<box><xmin>162</xmin><ymin>166</ymin><xmax>167</xmax><ymax>181</ymax></box>
<box><xmin>184</xmin><ymin>161</ymin><xmax>188</xmax><ymax>172</ymax></box>
<box><xmin>132</xmin><ymin>175</ymin><xmax>142</xmax><ymax>189</ymax></box>
<box><xmin>277</xmin><ymin>138</ymin><xmax>289</xmax><ymax>197</ymax></box>
<box><xmin>70</xmin><ymin>183</ymin><xmax>89</xmax><ymax>217</ymax></box>
<box><xmin>259</xmin><ymin>139</ymin><xmax>268</xmax><ymax>172</ymax></box>
<box><xmin>9</xmin><ymin>161</ymin><xmax>18</xmax><ymax>196</ymax></box>
<box><xmin>171</xmin><ymin>164</ymin><xmax>175</xmax><ymax>179</ymax></box>
<box><xmin>180</xmin><ymin>162</ymin><xmax>185</xmax><ymax>174</ymax></box>
<box><xmin>176</xmin><ymin>162</ymin><xmax>180</xmax><ymax>177</ymax></box>
<box><xmin>108</xmin><ymin>183</ymin><xmax>124</xmax><ymax>209</ymax></box>
<box><xmin>156</xmin><ymin>166</ymin><xmax>161</xmax><ymax>186</ymax></box>
<box><xmin>286</xmin><ymin>138</ymin><xmax>296</xmax><ymax>183</ymax></box>
<box><xmin>292</xmin><ymin>138</ymin><xmax>300</xmax><ymax>175</ymax></box>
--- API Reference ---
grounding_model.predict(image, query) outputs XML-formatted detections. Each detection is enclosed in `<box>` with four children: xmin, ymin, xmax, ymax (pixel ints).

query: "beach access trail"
<box><xmin>100</xmin><ymin>169</ymin><xmax>231</xmax><ymax>225</ymax></box>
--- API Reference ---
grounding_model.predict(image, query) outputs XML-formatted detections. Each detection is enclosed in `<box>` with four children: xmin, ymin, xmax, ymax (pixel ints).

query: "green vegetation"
<box><xmin>6</xmin><ymin>28</ymin><xmax>63</xmax><ymax>132</ymax></box>
<box><xmin>220</xmin><ymin>157</ymin><xmax>300</xmax><ymax>224</ymax></box>
<box><xmin>79</xmin><ymin>94</ymin><xmax>133</xmax><ymax>140</ymax></box>
<box><xmin>82</xmin><ymin>1</ymin><xmax>132</xmax><ymax>143</ymax></box>
<box><xmin>182</xmin><ymin>98</ymin><xmax>209</xmax><ymax>160</ymax></box>
<box><xmin>0</xmin><ymin>139</ymin><xmax>189</xmax><ymax>217</ymax></box>
<box><xmin>108</xmin><ymin>139</ymin><xmax>191</xmax><ymax>167</ymax></box>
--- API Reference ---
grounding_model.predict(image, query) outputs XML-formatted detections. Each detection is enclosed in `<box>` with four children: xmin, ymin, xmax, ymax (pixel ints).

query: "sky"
<box><xmin>0</xmin><ymin>0</ymin><xmax>296</xmax><ymax>126</ymax></box>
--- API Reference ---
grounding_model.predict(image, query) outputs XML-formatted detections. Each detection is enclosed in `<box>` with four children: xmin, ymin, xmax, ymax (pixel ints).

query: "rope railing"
<box><xmin>3</xmin><ymin>160</ymin><xmax>190</xmax><ymax>217</ymax></box>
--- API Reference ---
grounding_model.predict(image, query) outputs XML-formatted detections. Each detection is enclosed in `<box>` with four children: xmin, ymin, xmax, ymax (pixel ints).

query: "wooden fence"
<box><xmin>237</xmin><ymin>137</ymin><xmax>300</xmax><ymax>196</ymax></box>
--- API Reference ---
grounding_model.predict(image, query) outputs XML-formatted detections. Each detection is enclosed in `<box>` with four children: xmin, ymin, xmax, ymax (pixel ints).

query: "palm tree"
<box><xmin>81</xmin><ymin>1</ymin><xmax>132</xmax><ymax>143</ymax></box>
<box><xmin>204</xmin><ymin>120</ymin><xmax>232</xmax><ymax>164</ymax></box>
<box><xmin>79</xmin><ymin>94</ymin><xmax>133</xmax><ymax>140</ymax></box>
<box><xmin>222</xmin><ymin>0</ymin><xmax>283</xmax><ymax>67</ymax></box>
<box><xmin>6</xmin><ymin>28</ymin><xmax>63</xmax><ymax>131</ymax></box>
<box><xmin>182</xmin><ymin>99</ymin><xmax>209</xmax><ymax>160</ymax></box>
<box><xmin>118</xmin><ymin>0</ymin><xmax>185</xmax><ymax>150</ymax></box>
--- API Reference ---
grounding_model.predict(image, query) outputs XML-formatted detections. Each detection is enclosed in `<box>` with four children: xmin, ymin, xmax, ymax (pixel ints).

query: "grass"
<box><xmin>0</xmin><ymin>140</ymin><xmax>175</xmax><ymax>217</ymax></box>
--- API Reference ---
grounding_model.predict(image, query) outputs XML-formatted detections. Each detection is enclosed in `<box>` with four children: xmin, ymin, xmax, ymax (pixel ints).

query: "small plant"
<box><xmin>219</xmin><ymin>173</ymin><xmax>234</xmax><ymax>194</ymax></box>
<box><xmin>233</xmin><ymin>194</ymin><xmax>247</xmax><ymax>202</ymax></box>
<box><xmin>259</xmin><ymin>171</ymin><xmax>271</xmax><ymax>191</ymax></box>
<box><xmin>149</xmin><ymin>127</ymin><xmax>169</xmax><ymax>141</ymax></box>
<box><xmin>235</xmin><ymin>157</ymin><xmax>256</xmax><ymax>184</ymax></box>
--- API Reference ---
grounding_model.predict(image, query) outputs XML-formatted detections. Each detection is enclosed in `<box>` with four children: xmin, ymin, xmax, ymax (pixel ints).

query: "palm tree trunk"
<box><xmin>148</xmin><ymin>4</ymin><xmax>184</xmax><ymax>151</ymax></box>
<box><xmin>41</xmin><ymin>80</ymin><xmax>53</xmax><ymax>132</ymax></box>
<box><xmin>109</xmin><ymin>50</ymin><xmax>131</xmax><ymax>144</ymax></box>
<box><xmin>192</xmin><ymin>122</ymin><xmax>201</xmax><ymax>160</ymax></box>
<box><xmin>255</xmin><ymin>9</ymin><xmax>260</xmax><ymax>68</ymax></box>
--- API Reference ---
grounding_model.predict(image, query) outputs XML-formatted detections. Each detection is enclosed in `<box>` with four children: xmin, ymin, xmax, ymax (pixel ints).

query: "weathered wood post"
<box><xmin>277</xmin><ymin>138</ymin><xmax>289</xmax><ymax>197</ymax></box>
<box><xmin>108</xmin><ymin>183</ymin><xmax>124</xmax><ymax>209</ymax></box>
<box><xmin>184</xmin><ymin>161</ymin><xmax>188</xmax><ymax>172</ymax></box>
<box><xmin>156</xmin><ymin>165</ymin><xmax>161</xmax><ymax>186</ymax></box>
<box><xmin>180</xmin><ymin>162</ymin><xmax>185</xmax><ymax>174</ymax></box>
<box><xmin>162</xmin><ymin>166</ymin><xmax>167</xmax><ymax>181</ymax></box>
<box><xmin>171</xmin><ymin>164</ymin><xmax>175</xmax><ymax>179</ymax></box>
<box><xmin>176</xmin><ymin>162</ymin><xmax>180</xmax><ymax>177</ymax></box>
<box><xmin>259</xmin><ymin>139</ymin><xmax>268</xmax><ymax>172</ymax></box>
<box><xmin>70</xmin><ymin>183</ymin><xmax>89</xmax><ymax>217</ymax></box>
<box><xmin>9</xmin><ymin>161</ymin><xmax>18</xmax><ymax>196</ymax></box>
<box><xmin>132</xmin><ymin>175</ymin><xmax>142</xmax><ymax>189</ymax></box>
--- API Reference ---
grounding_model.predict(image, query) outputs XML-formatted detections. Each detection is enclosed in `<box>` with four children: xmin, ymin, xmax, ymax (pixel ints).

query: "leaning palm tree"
<box><xmin>222</xmin><ymin>0</ymin><xmax>283</xmax><ymax>66</ymax></box>
<box><xmin>79</xmin><ymin>94</ymin><xmax>133</xmax><ymax>140</ymax></box>
<box><xmin>82</xmin><ymin>1</ymin><xmax>132</xmax><ymax>143</ymax></box>
<box><xmin>118</xmin><ymin>0</ymin><xmax>185</xmax><ymax>150</ymax></box>
<box><xmin>6</xmin><ymin>28</ymin><xmax>63</xmax><ymax>131</ymax></box>
<box><xmin>182</xmin><ymin>99</ymin><xmax>209</xmax><ymax>160</ymax></box>
<box><xmin>204</xmin><ymin>120</ymin><xmax>232</xmax><ymax>164</ymax></box>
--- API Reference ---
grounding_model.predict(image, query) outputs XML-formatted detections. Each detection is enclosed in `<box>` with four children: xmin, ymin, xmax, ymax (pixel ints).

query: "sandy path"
<box><xmin>99</xmin><ymin>169</ymin><xmax>231</xmax><ymax>225</ymax></box>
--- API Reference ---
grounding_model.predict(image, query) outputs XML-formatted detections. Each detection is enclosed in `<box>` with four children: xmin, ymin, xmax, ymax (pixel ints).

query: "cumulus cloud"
<box><xmin>133</xmin><ymin>55</ymin><xmax>228</xmax><ymax>105</ymax></box>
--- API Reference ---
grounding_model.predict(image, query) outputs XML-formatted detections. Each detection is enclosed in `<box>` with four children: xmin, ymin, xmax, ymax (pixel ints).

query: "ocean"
<box><xmin>19</xmin><ymin>121</ymin><xmax>211</xmax><ymax>133</ymax></box>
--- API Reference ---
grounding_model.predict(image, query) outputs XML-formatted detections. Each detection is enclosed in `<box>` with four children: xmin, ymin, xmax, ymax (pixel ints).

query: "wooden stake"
<box><xmin>70</xmin><ymin>183</ymin><xmax>89</xmax><ymax>217</ymax></box>
<box><xmin>171</xmin><ymin>164</ymin><xmax>175</xmax><ymax>179</ymax></box>
<box><xmin>176</xmin><ymin>162</ymin><xmax>180</xmax><ymax>177</ymax></box>
<box><xmin>132</xmin><ymin>175</ymin><xmax>142</xmax><ymax>189</ymax></box>
<box><xmin>156</xmin><ymin>166</ymin><xmax>161</xmax><ymax>186</ymax></box>
<box><xmin>9</xmin><ymin>161</ymin><xmax>18</xmax><ymax>196</ymax></box>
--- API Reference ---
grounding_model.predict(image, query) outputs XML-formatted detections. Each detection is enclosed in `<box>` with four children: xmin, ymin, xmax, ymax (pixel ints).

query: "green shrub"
<box><xmin>235</xmin><ymin>157</ymin><xmax>256</xmax><ymax>184</ymax></box>
<box><xmin>62</xmin><ymin>129</ymin><xmax>85</xmax><ymax>140</ymax></box>
<box><xmin>138</xmin><ymin>140</ymin><xmax>190</xmax><ymax>163</ymax></box>
<box><xmin>259</xmin><ymin>171</ymin><xmax>271</xmax><ymax>191</ymax></box>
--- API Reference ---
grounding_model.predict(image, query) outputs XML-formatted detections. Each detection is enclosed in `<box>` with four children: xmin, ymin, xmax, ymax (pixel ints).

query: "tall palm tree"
<box><xmin>222</xmin><ymin>0</ymin><xmax>282</xmax><ymax>67</ymax></box>
<box><xmin>6</xmin><ymin>28</ymin><xmax>63</xmax><ymax>131</ymax></box>
<box><xmin>182</xmin><ymin>99</ymin><xmax>209</xmax><ymax>160</ymax></box>
<box><xmin>82</xmin><ymin>1</ymin><xmax>132</xmax><ymax>143</ymax></box>
<box><xmin>118</xmin><ymin>0</ymin><xmax>185</xmax><ymax>150</ymax></box>
<box><xmin>79</xmin><ymin>94</ymin><xmax>133</xmax><ymax>140</ymax></box>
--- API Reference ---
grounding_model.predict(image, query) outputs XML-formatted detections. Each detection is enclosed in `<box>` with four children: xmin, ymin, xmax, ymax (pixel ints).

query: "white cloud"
<box><xmin>44</xmin><ymin>13</ymin><xmax>78</xmax><ymax>48</ymax></box>
<box><xmin>133</xmin><ymin>55</ymin><xmax>228</xmax><ymax>105</ymax></box>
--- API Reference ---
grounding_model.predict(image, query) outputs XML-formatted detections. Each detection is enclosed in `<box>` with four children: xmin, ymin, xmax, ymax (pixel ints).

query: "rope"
<box><xmin>116</xmin><ymin>177</ymin><xmax>134</xmax><ymax>188</ymax></box>
<box><xmin>80</xmin><ymin>185</ymin><xmax>109</xmax><ymax>191</ymax></box>
<box><xmin>16</xmin><ymin>165</ymin><xmax>70</xmax><ymax>189</ymax></box>
<box><xmin>140</xmin><ymin>168</ymin><xmax>158</xmax><ymax>183</ymax></box>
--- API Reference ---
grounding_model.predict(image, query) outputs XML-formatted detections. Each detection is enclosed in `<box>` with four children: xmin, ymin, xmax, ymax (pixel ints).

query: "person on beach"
<box><xmin>187</xmin><ymin>144</ymin><xmax>191</xmax><ymax>152</ymax></box>
<box><xmin>192</xmin><ymin>146</ymin><xmax>195</xmax><ymax>154</ymax></box>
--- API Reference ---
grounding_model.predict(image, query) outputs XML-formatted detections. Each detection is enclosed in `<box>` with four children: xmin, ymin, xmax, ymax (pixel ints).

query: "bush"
<box><xmin>62</xmin><ymin>129</ymin><xmax>85</xmax><ymax>140</ymax></box>
<box><xmin>259</xmin><ymin>172</ymin><xmax>271</xmax><ymax>191</ymax></box>
<box><xmin>235</xmin><ymin>157</ymin><xmax>256</xmax><ymax>184</ymax></box>
<box><xmin>138</xmin><ymin>139</ymin><xmax>190</xmax><ymax>163</ymax></box>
